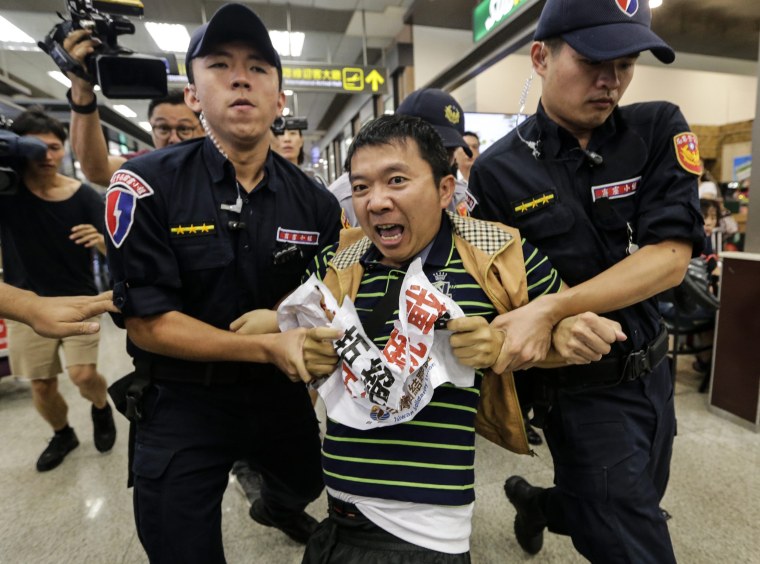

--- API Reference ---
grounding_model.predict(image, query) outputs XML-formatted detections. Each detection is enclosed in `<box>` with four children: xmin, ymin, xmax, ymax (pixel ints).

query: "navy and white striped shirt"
<box><xmin>305</xmin><ymin>215</ymin><xmax>561</xmax><ymax>506</ymax></box>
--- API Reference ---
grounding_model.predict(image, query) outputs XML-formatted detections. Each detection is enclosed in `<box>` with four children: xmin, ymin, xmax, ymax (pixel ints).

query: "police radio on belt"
<box><xmin>39</xmin><ymin>0</ymin><xmax>167</xmax><ymax>99</ymax></box>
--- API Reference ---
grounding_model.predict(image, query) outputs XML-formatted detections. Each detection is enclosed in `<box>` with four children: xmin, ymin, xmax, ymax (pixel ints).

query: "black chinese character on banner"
<box><xmin>362</xmin><ymin>358</ymin><xmax>394</xmax><ymax>404</ymax></box>
<box><xmin>335</xmin><ymin>326</ymin><xmax>370</xmax><ymax>364</ymax></box>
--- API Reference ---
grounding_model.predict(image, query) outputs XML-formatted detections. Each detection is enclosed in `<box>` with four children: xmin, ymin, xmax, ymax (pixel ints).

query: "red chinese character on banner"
<box><xmin>405</xmin><ymin>285</ymin><xmax>446</xmax><ymax>334</ymax></box>
<box><xmin>407</xmin><ymin>342</ymin><xmax>428</xmax><ymax>373</ymax></box>
<box><xmin>382</xmin><ymin>328</ymin><xmax>408</xmax><ymax>369</ymax></box>
<box><xmin>342</xmin><ymin>363</ymin><xmax>366</xmax><ymax>398</ymax></box>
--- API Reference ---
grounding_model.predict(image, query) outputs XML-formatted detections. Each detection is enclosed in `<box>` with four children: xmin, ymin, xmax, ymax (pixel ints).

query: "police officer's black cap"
<box><xmin>535</xmin><ymin>0</ymin><xmax>675</xmax><ymax>64</ymax></box>
<box><xmin>397</xmin><ymin>89</ymin><xmax>472</xmax><ymax>157</ymax></box>
<box><xmin>185</xmin><ymin>3</ymin><xmax>282</xmax><ymax>82</ymax></box>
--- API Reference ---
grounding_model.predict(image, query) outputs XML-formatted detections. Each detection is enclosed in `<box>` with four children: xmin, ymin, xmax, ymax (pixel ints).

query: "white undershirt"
<box><xmin>328</xmin><ymin>487</ymin><xmax>473</xmax><ymax>554</ymax></box>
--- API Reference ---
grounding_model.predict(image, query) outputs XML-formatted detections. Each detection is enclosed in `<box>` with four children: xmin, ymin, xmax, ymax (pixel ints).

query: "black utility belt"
<box><xmin>328</xmin><ymin>496</ymin><xmax>363</xmax><ymax>520</ymax></box>
<box><xmin>135</xmin><ymin>359</ymin><xmax>247</xmax><ymax>386</ymax></box>
<box><xmin>549</xmin><ymin>324</ymin><xmax>669</xmax><ymax>391</ymax></box>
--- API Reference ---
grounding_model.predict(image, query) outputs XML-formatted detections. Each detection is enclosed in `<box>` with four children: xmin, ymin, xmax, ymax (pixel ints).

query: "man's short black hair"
<box><xmin>463</xmin><ymin>131</ymin><xmax>479</xmax><ymax>142</ymax></box>
<box><xmin>148</xmin><ymin>90</ymin><xmax>199</xmax><ymax>122</ymax></box>
<box><xmin>345</xmin><ymin>114</ymin><xmax>451</xmax><ymax>187</ymax></box>
<box><xmin>10</xmin><ymin>106</ymin><xmax>67</xmax><ymax>143</ymax></box>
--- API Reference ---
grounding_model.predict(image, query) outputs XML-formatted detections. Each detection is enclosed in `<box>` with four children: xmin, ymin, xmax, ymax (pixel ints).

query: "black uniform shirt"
<box><xmin>105</xmin><ymin>136</ymin><xmax>342</xmax><ymax>362</ymax></box>
<box><xmin>470</xmin><ymin>101</ymin><xmax>704</xmax><ymax>351</ymax></box>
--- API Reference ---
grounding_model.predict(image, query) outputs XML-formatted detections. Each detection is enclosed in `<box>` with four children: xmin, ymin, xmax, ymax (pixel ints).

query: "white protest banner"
<box><xmin>277</xmin><ymin>260</ymin><xmax>474</xmax><ymax>429</ymax></box>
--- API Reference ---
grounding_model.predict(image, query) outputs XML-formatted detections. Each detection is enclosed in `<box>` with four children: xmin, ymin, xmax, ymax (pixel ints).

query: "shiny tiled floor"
<box><xmin>1</xmin><ymin>316</ymin><xmax>758</xmax><ymax>563</ymax></box>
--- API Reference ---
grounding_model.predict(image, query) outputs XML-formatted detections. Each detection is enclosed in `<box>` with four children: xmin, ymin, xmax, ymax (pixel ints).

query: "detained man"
<box><xmin>236</xmin><ymin>114</ymin><xmax>626</xmax><ymax>562</ymax></box>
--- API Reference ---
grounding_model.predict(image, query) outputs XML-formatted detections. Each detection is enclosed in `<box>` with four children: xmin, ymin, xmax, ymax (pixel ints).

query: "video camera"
<box><xmin>39</xmin><ymin>0</ymin><xmax>167</xmax><ymax>99</ymax></box>
<box><xmin>271</xmin><ymin>116</ymin><xmax>308</xmax><ymax>136</ymax></box>
<box><xmin>0</xmin><ymin>117</ymin><xmax>48</xmax><ymax>197</ymax></box>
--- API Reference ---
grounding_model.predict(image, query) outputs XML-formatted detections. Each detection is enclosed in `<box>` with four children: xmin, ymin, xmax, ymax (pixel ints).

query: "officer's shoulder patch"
<box><xmin>109</xmin><ymin>169</ymin><xmax>155</xmax><ymax>198</ymax></box>
<box><xmin>673</xmin><ymin>132</ymin><xmax>702</xmax><ymax>176</ymax></box>
<box><xmin>105</xmin><ymin>169</ymin><xmax>155</xmax><ymax>249</ymax></box>
<box><xmin>511</xmin><ymin>191</ymin><xmax>556</xmax><ymax>217</ymax></box>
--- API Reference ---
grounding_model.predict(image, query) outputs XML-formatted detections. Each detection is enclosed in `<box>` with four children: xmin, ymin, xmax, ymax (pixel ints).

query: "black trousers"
<box><xmin>132</xmin><ymin>377</ymin><xmax>324</xmax><ymax>564</ymax></box>
<box><xmin>542</xmin><ymin>361</ymin><xmax>676</xmax><ymax>563</ymax></box>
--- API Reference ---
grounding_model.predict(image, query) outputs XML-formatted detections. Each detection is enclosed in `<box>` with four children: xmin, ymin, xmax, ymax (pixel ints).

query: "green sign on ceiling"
<box><xmin>473</xmin><ymin>0</ymin><xmax>530</xmax><ymax>43</ymax></box>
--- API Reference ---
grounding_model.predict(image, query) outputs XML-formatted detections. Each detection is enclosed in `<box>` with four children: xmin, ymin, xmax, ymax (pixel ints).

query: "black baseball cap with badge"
<box><xmin>185</xmin><ymin>3</ymin><xmax>282</xmax><ymax>85</ymax></box>
<box><xmin>397</xmin><ymin>88</ymin><xmax>473</xmax><ymax>157</ymax></box>
<box><xmin>534</xmin><ymin>0</ymin><xmax>675</xmax><ymax>64</ymax></box>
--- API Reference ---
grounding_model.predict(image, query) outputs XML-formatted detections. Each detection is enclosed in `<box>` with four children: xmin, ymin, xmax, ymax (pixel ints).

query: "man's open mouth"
<box><xmin>376</xmin><ymin>224</ymin><xmax>404</xmax><ymax>241</ymax></box>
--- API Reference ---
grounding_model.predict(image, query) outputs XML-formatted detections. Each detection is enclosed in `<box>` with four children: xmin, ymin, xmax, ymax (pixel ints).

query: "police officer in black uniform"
<box><xmin>469</xmin><ymin>1</ymin><xmax>704</xmax><ymax>562</ymax></box>
<box><xmin>105</xmin><ymin>5</ymin><xmax>341</xmax><ymax>563</ymax></box>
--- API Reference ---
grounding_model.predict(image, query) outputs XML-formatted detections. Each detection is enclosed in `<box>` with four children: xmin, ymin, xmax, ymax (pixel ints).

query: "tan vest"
<box><xmin>322</xmin><ymin>212</ymin><xmax>533</xmax><ymax>455</ymax></box>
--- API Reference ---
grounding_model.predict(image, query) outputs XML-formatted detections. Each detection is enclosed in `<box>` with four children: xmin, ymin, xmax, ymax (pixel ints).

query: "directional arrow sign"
<box><xmin>282</xmin><ymin>63</ymin><xmax>388</xmax><ymax>94</ymax></box>
<box><xmin>366</xmin><ymin>69</ymin><xmax>385</xmax><ymax>92</ymax></box>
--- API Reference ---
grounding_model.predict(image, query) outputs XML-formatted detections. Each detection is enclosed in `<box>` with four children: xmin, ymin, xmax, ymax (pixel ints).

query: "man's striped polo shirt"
<box><xmin>305</xmin><ymin>214</ymin><xmax>560</xmax><ymax>506</ymax></box>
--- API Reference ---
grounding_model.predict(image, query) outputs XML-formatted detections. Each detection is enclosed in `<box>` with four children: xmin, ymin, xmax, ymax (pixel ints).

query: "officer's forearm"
<box><xmin>125</xmin><ymin>311</ymin><xmax>282</xmax><ymax>364</ymax></box>
<box><xmin>534</xmin><ymin>238</ymin><xmax>692</xmax><ymax>322</ymax></box>
<box><xmin>0</xmin><ymin>284</ymin><xmax>38</xmax><ymax>323</ymax></box>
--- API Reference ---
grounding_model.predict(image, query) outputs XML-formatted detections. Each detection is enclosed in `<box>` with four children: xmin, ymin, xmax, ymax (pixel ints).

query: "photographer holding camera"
<box><xmin>0</xmin><ymin>108</ymin><xmax>116</xmax><ymax>472</ymax></box>
<box><xmin>62</xmin><ymin>27</ymin><xmax>204</xmax><ymax>186</ymax></box>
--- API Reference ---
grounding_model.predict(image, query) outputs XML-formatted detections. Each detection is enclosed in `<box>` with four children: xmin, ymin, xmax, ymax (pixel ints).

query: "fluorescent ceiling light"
<box><xmin>48</xmin><ymin>71</ymin><xmax>72</xmax><ymax>88</ymax></box>
<box><xmin>283</xmin><ymin>89</ymin><xmax>294</xmax><ymax>96</ymax></box>
<box><xmin>145</xmin><ymin>22</ymin><xmax>191</xmax><ymax>53</ymax></box>
<box><xmin>139</xmin><ymin>121</ymin><xmax>152</xmax><ymax>132</ymax></box>
<box><xmin>0</xmin><ymin>15</ymin><xmax>35</xmax><ymax>44</ymax></box>
<box><xmin>269</xmin><ymin>31</ymin><xmax>305</xmax><ymax>57</ymax></box>
<box><xmin>113</xmin><ymin>105</ymin><xmax>137</xmax><ymax>118</ymax></box>
<box><xmin>650</xmin><ymin>0</ymin><xmax>663</xmax><ymax>7</ymax></box>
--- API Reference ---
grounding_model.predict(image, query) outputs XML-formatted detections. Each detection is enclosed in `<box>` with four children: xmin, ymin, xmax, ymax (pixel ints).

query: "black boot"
<box><xmin>524</xmin><ymin>418</ymin><xmax>543</xmax><ymax>446</ymax></box>
<box><xmin>504</xmin><ymin>475</ymin><xmax>546</xmax><ymax>555</ymax></box>
<box><xmin>37</xmin><ymin>426</ymin><xmax>79</xmax><ymax>472</ymax></box>
<box><xmin>92</xmin><ymin>403</ymin><xmax>116</xmax><ymax>452</ymax></box>
<box><xmin>249</xmin><ymin>499</ymin><xmax>319</xmax><ymax>544</ymax></box>
<box><xmin>699</xmin><ymin>372</ymin><xmax>711</xmax><ymax>394</ymax></box>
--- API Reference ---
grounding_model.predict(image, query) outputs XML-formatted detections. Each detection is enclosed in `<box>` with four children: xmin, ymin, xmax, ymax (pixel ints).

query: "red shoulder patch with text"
<box><xmin>673</xmin><ymin>132</ymin><xmax>702</xmax><ymax>176</ymax></box>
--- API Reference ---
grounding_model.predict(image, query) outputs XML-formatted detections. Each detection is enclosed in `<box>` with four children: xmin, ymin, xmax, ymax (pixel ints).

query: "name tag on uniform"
<box><xmin>591</xmin><ymin>176</ymin><xmax>641</xmax><ymax>202</ymax></box>
<box><xmin>276</xmin><ymin>227</ymin><xmax>320</xmax><ymax>245</ymax></box>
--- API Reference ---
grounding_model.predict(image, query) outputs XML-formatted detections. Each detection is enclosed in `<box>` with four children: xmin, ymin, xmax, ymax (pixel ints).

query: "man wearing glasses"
<box><xmin>145</xmin><ymin>91</ymin><xmax>203</xmax><ymax>147</ymax></box>
<box><xmin>62</xmin><ymin>29</ymin><xmax>205</xmax><ymax>186</ymax></box>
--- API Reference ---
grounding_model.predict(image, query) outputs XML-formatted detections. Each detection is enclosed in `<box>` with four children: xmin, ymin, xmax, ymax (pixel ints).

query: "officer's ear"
<box><xmin>185</xmin><ymin>84</ymin><xmax>202</xmax><ymax>113</ymax></box>
<box><xmin>276</xmin><ymin>90</ymin><xmax>286</xmax><ymax>116</ymax></box>
<box><xmin>531</xmin><ymin>41</ymin><xmax>549</xmax><ymax>75</ymax></box>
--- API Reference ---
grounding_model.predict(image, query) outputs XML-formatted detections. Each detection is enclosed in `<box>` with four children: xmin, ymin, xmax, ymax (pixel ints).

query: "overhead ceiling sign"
<box><xmin>282</xmin><ymin>64</ymin><xmax>387</xmax><ymax>95</ymax></box>
<box><xmin>473</xmin><ymin>0</ymin><xmax>530</xmax><ymax>43</ymax></box>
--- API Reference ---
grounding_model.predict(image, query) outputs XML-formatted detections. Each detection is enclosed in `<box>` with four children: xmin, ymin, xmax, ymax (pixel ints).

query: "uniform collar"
<box><xmin>535</xmin><ymin>101</ymin><xmax>620</xmax><ymax>157</ymax></box>
<box><xmin>202</xmin><ymin>136</ymin><xmax>277</xmax><ymax>192</ymax></box>
<box><xmin>202</xmin><ymin>136</ymin><xmax>230</xmax><ymax>184</ymax></box>
<box><xmin>359</xmin><ymin>212</ymin><xmax>453</xmax><ymax>271</ymax></box>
